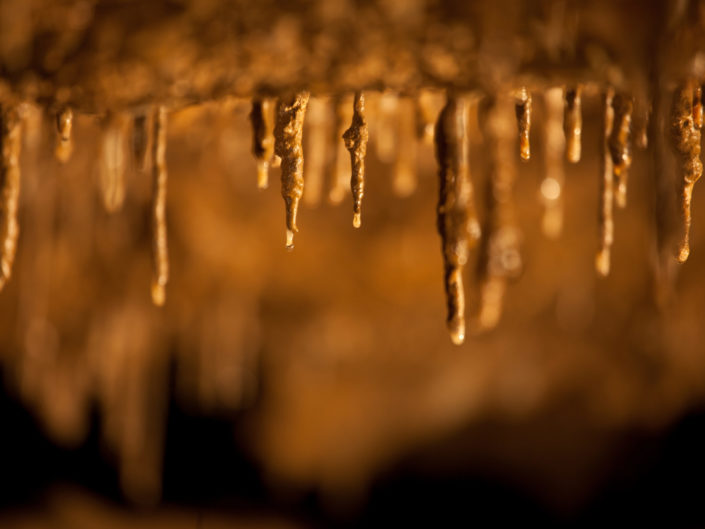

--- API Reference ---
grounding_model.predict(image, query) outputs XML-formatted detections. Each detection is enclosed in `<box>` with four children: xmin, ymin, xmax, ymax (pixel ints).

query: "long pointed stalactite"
<box><xmin>0</xmin><ymin>105</ymin><xmax>21</xmax><ymax>291</ymax></box>
<box><xmin>671</xmin><ymin>81</ymin><xmax>703</xmax><ymax>263</ymax></box>
<box><xmin>99</xmin><ymin>113</ymin><xmax>128</xmax><ymax>213</ymax></box>
<box><xmin>132</xmin><ymin>109</ymin><xmax>153</xmax><ymax>173</ymax></box>
<box><xmin>476</xmin><ymin>94</ymin><xmax>521</xmax><ymax>332</ymax></box>
<box><xmin>541</xmin><ymin>87</ymin><xmax>566</xmax><ymax>238</ymax></box>
<box><xmin>609</xmin><ymin>93</ymin><xmax>634</xmax><ymax>208</ymax></box>
<box><xmin>327</xmin><ymin>95</ymin><xmax>351</xmax><ymax>204</ymax></box>
<box><xmin>54</xmin><ymin>107</ymin><xmax>73</xmax><ymax>164</ymax></box>
<box><xmin>150</xmin><ymin>106</ymin><xmax>169</xmax><ymax>307</ymax></box>
<box><xmin>514</xmin><ymin>87</ymin><xmax>531</xmax><ymax>161</ymax></box>
<box><xmin>564</xmin><ymin>86</ymin><xmax>582</xmax><ymax>163</ymax></box>
<box><xmin>434</xmin><ymin>93</ymin><xmax>480</xmax><ymax>345</ymax></box>
<box><xmin>393</xmin><ymin>97</ymin><xmax>418</xmax><ymax>197</ymax></box>
<box><xmin>343</xmin><ymin>91</ymin><xmax>369</xmax><ymax>228</ymax></box>
<box><xmin>275</xmin><ymin>92</ymin><xmax>310</xmax><ymax>249</ymax></box>
<box><xmin>250</xmin><ymin>98</ymin><xmax>276</xmax><ymax>190</ymax></box>
<box><xmin>303</xmin><ymin>96</ymin><xmax>328</xmax><ymax>207</ymax></box>
<box><xmin>596</xmin><ymin>89</ymin><xmax>615</xmax><ymax>277</ymax></box>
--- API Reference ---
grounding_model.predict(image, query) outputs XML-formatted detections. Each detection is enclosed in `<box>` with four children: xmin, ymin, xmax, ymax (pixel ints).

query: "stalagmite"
<box><xmin>514</xmin><ymin>87</ymin><xmax>531</xmax><ymax>161</ymax></box>
<box><xmin>151</xmin><ymin>106</ymin><xmax>169</xmax><ymax>306</ymax></box>
<box><xmin>0</xmin><ymin>106</ymin><xmax>21</xmax><ymax>291</ymax></box>
<box><xmin>393</xmin><ymin>97</ymin><xmax>418</xmax><ymax>197</ymax></box>
<box><xmin>250</xmin><ymin>98</ymin><xmax>276</xmax><ymax>190</ymax></box>
<box><xmin>303</xmin><ymin>96</ymin><xmax>328</xmax><ymax>206</ymax></box>
<box><xmin>541</xmin><ymin>87</ymin><xmax>566</xmax><ymax>238</ymax></box>
<box><xmin>564</xmin><ymin>86</ymin><xmax>582</xmax><ymax>163</ymax></box>
<box><xmin>275</xmin><ymin>92</ymin><xmax>310</xmax><ymax>249</ymax></box>
<box><xmin>327</xmin><ymin>95</ymin><xmax>352</xmax><ymax>204</ymax></box>
<box><xmin>54</xmin><ymin>107</ymin><xmax>73</xmax><ymax>163</ymax></box>
<box><xmin>132</xmin><ymin>110</ymin><xmax>153</xmax><ymax>173</ymax></box>
<box><xmin>376</xmin><ymin>91</ymin><xmax>398</xmax><ymax>163</ymax></box>
<box><xmin>609</xmin><ymin>93</ymin><xmax>633</xmax><ymax>208</ymax></box>
<box><xmin>343</xmin><ymin>92</ymin><xmax>369</xmax><ymax>228</ymax></box>
<box><xmin>476</xmin><ymin>94</ymin><xmax>521</xmax><ymax>331</ymax></box>
<box><xmin>671</xmin><ymin>81</ymin><xmax>703</xmax><ymax>263</ymax></box>
<box><xmin>596</xmin><ymin>89</ymin><xmax>615</xmax><ymax>276</ymax></box>
<box><xmin>99</xmin><ymin>113</ymin><xmax>128</xmax><ymax>213</ymax></box>
<box><xmin>434</xmin><ymin>93</ymin><xmax>480</xmax><ymax>345</ymax></box>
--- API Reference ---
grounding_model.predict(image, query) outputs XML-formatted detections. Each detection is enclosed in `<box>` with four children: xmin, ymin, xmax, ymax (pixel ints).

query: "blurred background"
<box><xmin>2</xmin><ymin>1</ymin><xmax>705</xmax><ymax>527</ymax></box>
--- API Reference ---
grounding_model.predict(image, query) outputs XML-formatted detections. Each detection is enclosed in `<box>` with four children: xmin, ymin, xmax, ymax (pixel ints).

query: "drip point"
<box><xmin>353</xmin><ymin>212</ymin><xmax>361</xmax><ymax>228</ymax></box>
<box><xmin>285</xmin><ymin>229</ymin><xmax>295</xmax><ymax>250</ymax></box>
<box><xmin>151</xmin><ymin>282</ymin><xmax>166</xmax><ymax>307</ymax></box>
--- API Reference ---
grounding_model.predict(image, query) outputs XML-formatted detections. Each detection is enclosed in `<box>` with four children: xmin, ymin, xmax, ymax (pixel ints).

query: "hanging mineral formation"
<box><xmin>393</xmin><ymin>97</ymin><xmax>418</xmax><ymax>197</ymax></box>
<box><xmin>99</xmin><ymin>113</ymin><xmax>128</xmax><ymax>213</ymax></box>
<box><xmin>541</xmin><ymin>87</ymin><xmax>566</xmax><ymax>238</ymax></box>
<box><xmin>596</xmin><ymin>89</ymin><xmax>615</xmax><ymax>276</ymax></box>
<box><xmin>275</xmin><ymin>92</ymin><xmax>310</xmax><ymax>249</ymax></box>
<box><xmin>376</xmin><ymin>91</ymin><xmax>398</xmax><ymax>163</ymax></box>
<box><xmin>671</xmin><ymin>81</ymin><xmax>703</xmax><ymax>263</ymax></box>
<box><xmin>609</xmin><ymin>93</ymin><xmax>633</xmax><ymax>208</ymax></box>
<box><xmin>0</xmin><ymin>106</ymin><xmax>21</xmax><ymax>291</ymax></box>
<box><xmin>415</xmin><ymin>90</ymin><xmax>436</xmax><ymax>144</ymax></box>
<box><xmin>327</xmin><ymin>95</ymin><xmax>352</xmax><ymax>204</ymax></box>
<box><xmin>343</xmin><ymin>92</ymin><xmax>369</xmax><ymax>228</ymax></box>
<box><xmin>55</xmin><ymin>107</ymin><xmax>73</xmax><ymax>163</ymax></box>
<box><xmin>250</xmin><ymin>98</ymin><xmax>276</xmax><ymax>190</ymax></box>
<box><xmin>303</xmin><ymin>96</ymin><xmax>328</xmax><ymax>206</ymax></box>
<box><xmin>151</xmin><ymin>106</ymin><xmax>169</xmax><ymax>306</ymax></box>
<box><xmin>564</xmin><ymin>86</ymin><xmax>582</xmax><ymax>163</ymax></box>
<box><xmin>435</xmin><ymin>93</ymin><xmax>480</xmax><ymax>345</ymax></box>
<box><xmin>132</xmin><ymin>110</ymin><xmax>152</xmax><ymax>173</ymax></box>
<box><xmin>514</xmin><ymin>87</ymin><xmax>531</xmax><ymax>161</ymax></box>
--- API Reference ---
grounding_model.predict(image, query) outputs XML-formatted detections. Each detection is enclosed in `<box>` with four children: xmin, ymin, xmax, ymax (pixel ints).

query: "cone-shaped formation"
<box><xmin>415</xmin><ymin>90</ymin><xmax>436</xmax><ymax>144</ymax></box>
<box><xmin>132</xmin><ymin>110</ymin><xmax>153</xmax><ymax>173</ymax></box>
<box><xmin>0</xmin><ymin>106</ymin><xmax>21</xmax><ymax>291</ymax></box>
<box><xmin>564</xmin><ymin>86</ymin><xmax>582</xmax><ymax>163</ymax></box>
<box><xmin>476</xmin><ymin>94</ymin><xmax>521</xmax><ymax>331</ymax></box>
<box><xmin>514</xmin><ymin>87</ymin><xmax>531</xmax><ymax>161</ymax></box>
<box><xmin>393</xmin><ymin>97</ymin><xmax>418</xmax><ymax>197</ymax></box>
<box><xmin>275</xmin><ymin>92</ymin><xmax>310</xmax><ymax>249</ymax></box>
<box><xmin>303</xmin><ymin>96</ymin><xmax>328</xmax><ymax>206</ymax></box>
<box><xmin>434</xmin><ymin>93</ymin><xmax>480</xmax><ymax>345</ymax></box>
<box><xmin>327</xmin><ymin>95</ymin><xmax>352</xmax><ymax>204</ymax></box>
<box><xmin>609</xmin><ymin>93</ymin><xmax>634</xmax><ymax>208</ymax></box>
<box><xmin>99</xmin><ymin>113</ymin><xmax>128</xmax><ymax>213</ymax></box>
<box><xmin>376</xmin><ymin>91</ymin><xmax>398</xmax><ymax>163</ymax></box>
<box><xmin>150</xmin><ymin>106</ymin><xmax>169</xmax><ymax>306</ymax></box>
<box><xmin>343</xmin><ymin>92</ymin><xmax>369</xmax><ymax>228</ymax></box>
<box><xmin>671</xmin><ymin>81</ymin><xmax>703</xmax><ymax>263</ymax></box>
<box><xmin>541</xmin><ymin>87</ymin><xmax>565</xmax><ymax>238</ymax></box>
<box><xmin>596</xmin><ymin>89</ymin><xmax>615</xmax><ymax>276</ymax></box>
<box><xmin>250</xmin><ymin>98</ymin><xmax>276</xmax><ymax>189</ymax></box>
<box><xmin>55</xmin><ymin>107</ymin><xmax>73</xmax><ymax>163</ymax></box>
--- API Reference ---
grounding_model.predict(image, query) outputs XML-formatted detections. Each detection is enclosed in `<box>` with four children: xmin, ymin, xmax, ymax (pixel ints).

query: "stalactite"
<box><xmin>609</xmin><ymin>93</ymin><xmax>634</xmax><ymax>208</ymax></box>
<box><xmin>476</xmin><ymin>94</ymin><xmax>521</xmax><ymax>331</ymax></box>
<box><xmin>151</xmin><ymin>106</ymin><xmax>169</xmax><ymax>306</ymax></box>
<box><xmin>132</xmin><ymin>109</ymin><xmax>153</xmax><ymax>173</ymax></box>
<box><xmin>434</xmin><ymin>93</ymin><xmax>480</xmax><ymax>345</ymax></box>
<box><xmin>99</xmin><ymin>113</ymin><xmax>128</xmax><ymax>213</ymax></box>
<box><xmin>376</xmin><ymin>91</ymin><xmax>398</xmax><ymax>163</ymax></box>
<box><xmin>54</xmin><ymin>107</ymin><xmax>73</xmax><ymax>163</ymax></box>
<box><xmin>393</xmin><ymin>97</ymin><xmax>418</xmax><ymax>197</ymax></box>
<box><xmin>327</xmin><ymin>95</ymin><xmax>352</xmax><ymax>204</ymax></box>
<box><xmin>634</xmin><ymin>99</ymin><xmax>650</xmax><ymax>150</ymax></box>
<box><xmin>343</xmin><ymin>92</ymin><xmax>369</xmax><ymax>228</ymax></box>
<box><xmin>514</xmin><ymin>87</ymin><xmax>531</xmax><ymax>161</ymax></box>
<box><xmin>671</xmin><ymin>81</ymin><xmax>703</xmax><ymax>263</ymax></box>
<box><xmin>0</xmin><ymin>105</ymin><xmax>21</xmax><ymax>291</ymax></box>
<box><xmin>250</xmin><ymin>98</ymin><xmax>276</xmax><ymax>190</ymax></box>
<box><xmin>303</xmin><ymin>96</ymin><xmax>328</xmax><ymax>206</ymax></box>
<box><xmin>415</xmin><ymin>90</ymin><xmax>436</xmax><ymax>144</ymax></box>
<box><xmin>275</xmin><ymin>92</ymin><xmax>310</xmax><ymax>249</ymax></box>
<box><xmin>596</xmin><ymin>89</ymin><xmax>615</xmax><ymax>277</ymax></box>
<box><xmin>564</xmin><ymin>86</ymin><xmax>582</xmax><ymax>163</ymax></box>
<box><xmin>541</xmin><ymin>87</ymin><xmax>566</xmax><ymax>238</ymax></box>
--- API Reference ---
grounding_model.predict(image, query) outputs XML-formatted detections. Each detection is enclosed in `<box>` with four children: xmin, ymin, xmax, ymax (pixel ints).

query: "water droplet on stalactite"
<box><xmin>303</xmin><ymin>96</ymin><xmax>329</xmax><ymax>207</ymax></box>
<box><xmin>327</xmin><ymin>94</ymin><xmax>352</xmax><ymax>204</ymax></box>
<box><xmin>54</xmin><ymin>107</ymin><xmax>73</xmax><ymax>163</ymax></box>
<box><xmin>376</xmin><ymin>91</ymin><xmax>398</xmax><ymax>163</ymax></box>
<box><xmin>0</xmin><ymin>105</ymin><xmax>22</xmax><ymax>292</ymax></box>
<box><xmin>476</xmin><ymin>94</ymin><xmax>521</xmax><ymax>332</ymax></box>
<box><xmin>434</xmin><ymin>93</ymin><xmax>480</xmax><ymax>345</ymax></box>
<box><xmin>671</xmin><ymin>81</ymin><xmax>703</xmax><ymax>263</ymax></box>
<box><xmin>393</xmin><ymin>97</ymin><xmax>417</xmax><ymax>197</ymax></box>
<box><xmin>564</xmin><ymin>86</ymin><xmax>582</xmax><ymax>163</ymax></box>
<box><xmin>609</xmin><ymin>93</ymin><xmax>634</xmax><ymax>208</ymax></box>
<box><xmin>343</xmin><ymin>92</ymin><xmax>369</xmax><ymax>228</ymax></box>
<box><xmin>150</xmin><ymin>106</ymin><xmax>169</xmax><ymax>306</ymax></box>
<box><xmin>415</xmin><ymin>90</ymin><xmax>436</xmax><ymax>144</ymax></box>
<box><xmin>541</xmin><ymin>87</ymin><xmax>566</xmax><ymax>238</ymax></box>
<box><xmin>275</xmin><ymin>92</ymin><xmax>310</xmax><ymax>249</ymax></box>
<box><xmin>132</xmin><ymin>109</ymin><xmax>153</xmax><ymax>173</ymax></box>
<box><xmin>514</xmin><ymin>87</ymin><xmax>531</xmax><ymax>161</ymax></box>
<box><xmin>596</xmin><ymin>88</ymin><xmax>615</xmax><ymax>277</ymax></box>
<box><xmin>99</xmin><ymin>113</ymin><xmax>129</xmax><ymax>213</ymax></box>
<box><xmin>250</xmin><ymin>98</ymin><xmax>276</xmax><ymax>190</ymax></box>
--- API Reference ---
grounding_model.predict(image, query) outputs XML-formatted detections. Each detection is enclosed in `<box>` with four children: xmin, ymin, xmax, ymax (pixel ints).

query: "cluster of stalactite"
<box><xmin>1</xmin><ymin>79</ymin><xmax>705</xmax><ymax>344</ymax></box>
